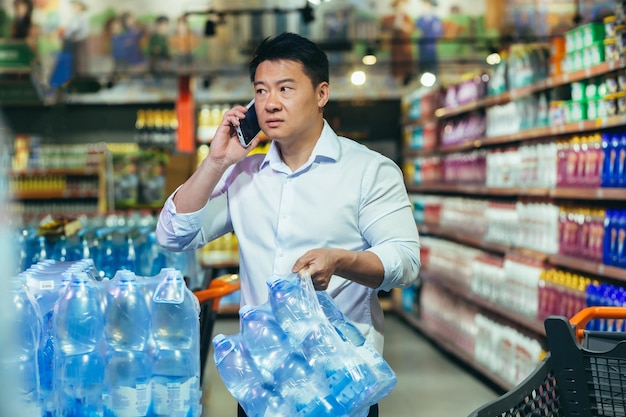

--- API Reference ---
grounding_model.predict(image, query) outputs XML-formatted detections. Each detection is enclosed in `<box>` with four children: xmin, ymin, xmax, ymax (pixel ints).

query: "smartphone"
<box><xmin>235</xmin><ymin>99</ymin><xmax>261</xmax><ymax>147</ymax></box>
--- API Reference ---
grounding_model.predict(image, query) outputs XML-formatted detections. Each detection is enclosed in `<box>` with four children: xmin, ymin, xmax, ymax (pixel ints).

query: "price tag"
<box><xmin>598</xmin><ymin>264</ymin><xmax>605</xmax><ymax>275</ymax></box>
<box><xmin>597</xmin><ymin>189</ymin><xmax>604</xmax><ymax>199</ymax></box>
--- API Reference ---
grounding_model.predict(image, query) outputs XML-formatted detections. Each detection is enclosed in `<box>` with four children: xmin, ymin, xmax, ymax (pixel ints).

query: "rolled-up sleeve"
<box><xmin>360</xmin><ymin>157</ymin><xmax>421</xmax><ymax>292</ymax></box>
<box><xmin>156</xmin><ymin>186</ymin><xmax>232</xmax><ymax>252</ymax></box>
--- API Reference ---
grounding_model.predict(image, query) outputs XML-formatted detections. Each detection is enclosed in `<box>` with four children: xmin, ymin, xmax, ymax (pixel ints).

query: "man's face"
<box><xmin>253</xmin><ymin>59</ymin><xmax>329</xmax><ymax>146</ymax></box>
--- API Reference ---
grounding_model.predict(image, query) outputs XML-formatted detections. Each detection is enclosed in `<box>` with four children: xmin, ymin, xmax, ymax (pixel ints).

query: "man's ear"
<box><xmin>317</xmin><ymin>82</ymin><xmax>330</xmax><ymax>109</ymax></box>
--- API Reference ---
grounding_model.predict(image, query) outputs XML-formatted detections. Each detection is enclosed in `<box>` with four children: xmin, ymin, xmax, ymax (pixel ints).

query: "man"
<box><xmin>156</xmin><ymin>32</ymin><xmax>420</xmax><ymax>417</ymax></box>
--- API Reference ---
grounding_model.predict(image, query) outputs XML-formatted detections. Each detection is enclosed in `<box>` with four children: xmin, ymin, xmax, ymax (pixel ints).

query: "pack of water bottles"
<box><xmin>213</xmin><ymin>273</ymin><xmax>397</xmax><ymax>417</ymax></box>
<box><xmin>7</xmin><ymin>259</ymin><xmax>202</xmax><ymax>417</ymax></box>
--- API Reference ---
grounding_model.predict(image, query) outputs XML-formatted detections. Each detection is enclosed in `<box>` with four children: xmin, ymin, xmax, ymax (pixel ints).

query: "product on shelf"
<box><xmin>196</xmin><ymin>104</ymin><xmax>231</xmax><ymax>143</ymax></box>
<box><xmin>443</xmin><ymin>72</ymin><xmax>489</xmax><ymax>109</ymax></box>
<box><xmin>134</xmin><ymin>109</ymin><xmax>178</xmax><ymax>148</ymax></box>
<box><xmin>558</xmin><ymin>207</ymin><xmax>605</xmax><ymax>263</ymax></box>
<box><xmin>14</xmin><ymin>212</ymin><xmax>202</xmax><ymax>287</ymax></box>
<box><xmin>473</xmin><ymin>313</ymin><xmax>543</xmax><ymax>386</ymax></box>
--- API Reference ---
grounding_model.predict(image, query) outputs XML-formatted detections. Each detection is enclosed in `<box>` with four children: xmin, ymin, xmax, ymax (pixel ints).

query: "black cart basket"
<box><xmin>469</xmin><ymin>307</ymin><xmax>626</xmax><ymax>417</ymax></box>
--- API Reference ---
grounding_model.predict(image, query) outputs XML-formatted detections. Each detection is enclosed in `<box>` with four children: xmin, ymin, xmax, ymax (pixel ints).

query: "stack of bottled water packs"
<box><xmin>5</xmin><ymin>260</ymin><xmax>202</xmax><ymax>417</ymax></box>
<box><xmin>213</xmin><ymin>273</ymin><xmax>397</xmax><ymax>417</ymax></box>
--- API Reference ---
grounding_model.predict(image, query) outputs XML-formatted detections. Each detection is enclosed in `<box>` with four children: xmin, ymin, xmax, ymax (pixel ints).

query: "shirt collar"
<box><xmin>260</xmin><ymin>120</ymin><xmax>340</xmax><ymax>174</ymax></box>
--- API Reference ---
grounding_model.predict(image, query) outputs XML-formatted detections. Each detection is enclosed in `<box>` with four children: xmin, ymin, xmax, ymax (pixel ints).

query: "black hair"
<box><xmin>249</xmin><ymin>32</ymin><xmax>329</xmax><ymax>88</ymax></box>
<box><xmin>155</xmin><ymin>15</ymin><xmax>169</xmax><ymax>24</ymax></box>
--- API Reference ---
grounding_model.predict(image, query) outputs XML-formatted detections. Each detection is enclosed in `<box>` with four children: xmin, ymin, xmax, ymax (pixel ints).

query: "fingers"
<box><xmin>222</xmin><ymin>107</ymin><xmax>246</xmax><ymax>128</ymax></box>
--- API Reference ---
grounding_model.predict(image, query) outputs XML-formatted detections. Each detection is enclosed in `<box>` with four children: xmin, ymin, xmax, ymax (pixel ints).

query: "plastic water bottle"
<box><xmin>31</xmin><ymin>235</ymin><xmax>48</xmax><ymax>267</ymax></box>
<box><xmin>151</xmin><ymin>269</ymin><xmax>201</xmax><ymax>417</ymax></box>
<box><xmin>317</xmin><ymin>291</ymin><xmax>366</xmax><ymax>347</ymax></box>
<box><xmin>54</xmin><ymin>272</ymin><xmax>105</xmax><ymax>416</ymax></box>
<box><xmin>151</xmin><ymin>349</ymin><xmax>196</xmax><ymax>417</ymax></box>
<box><xmin>3</xmin><ymin>277</ymin><xmax>43</xmax><ymax>417</ymax></box>
<box><xmin>273</xmin><ymin>351</ymin><xmax>342</xmax><ymax>417</ymax></box>
<box><xmin>212</xmin><ymin>334</ymin><xmax>266</xmax><ymax>401</ymax></box>
<box><xmin>301</xmin><ymin>322</ymin><xmax>375</xmax><ymax>412</ymax></box>
<box><xmin>267</xmin><ymin>276</ymin><xmax>317</xmax><ymax>343</ymax></box>
<box><xmin>104</xmin><ymin>271</ymin><xmax>152</xmax><ymax>417</ymax></box>
<box><xmin>104</xmin><ymin>351</ymin><xmax>152</xmax><ymax>417</ymax></box>
<box><xmin>239</xmin><ymin>304</ymin><xmax>291</xmax><ymax>381</ymax></box>
<box><xmin>95</xmin><ymin>228</ymin><xmax>117</xmax><ymax>279</ymax></box>
<box><xmin>152</xmin><ymin>270</ymin><xmax>199</xmax><ymax>350</ymax></box>
<box><xmin>51</xmin><ymin>235</ymin><xmax>70</xmax><ymax>262</ymax></box>
<box><xmin>22</xmin><ymin>265</ymin><xmax>74</xmax><ymax>417</ymax></box>
<box><xmin>117</xmin><ymin>233</ymin><xmax>137</xmax><ymax>273</ymax></box>
<box><xmin>105</xmin><ymin>271</ymin><xmax>150</xmax><ymax>351</ymax></box>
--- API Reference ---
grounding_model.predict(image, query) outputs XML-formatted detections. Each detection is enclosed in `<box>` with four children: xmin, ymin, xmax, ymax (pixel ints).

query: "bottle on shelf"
<box><xmin>103</xmin><ymin>270</ymin><xmax>152</xmax><ymax>417</ymax></box>
<box><xmin>54</xmin><ymin>272</ymin><xmax>106</xmax><ymax>417</ymax></box>
<box><xmin>150</xmin><ymin>269</ymin><xmax>201</xmax><ymax>417</ymax></box>
<box><xmin>4</xmin><ymin>276</ymin><xmax>43</xmax><ymax>417</ymax></box>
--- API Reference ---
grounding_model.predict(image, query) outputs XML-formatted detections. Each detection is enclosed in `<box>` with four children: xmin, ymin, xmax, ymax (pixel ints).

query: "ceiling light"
<box><xmin>486</xmin><ymin>52</ymin><xmax>501</xmax><ymax>65</ymax></box>
<box><xmin>351</xmin><ymin>70</ymin><xmax>366</xmax><ymax>86</ymax></box>
<box><xmin>420</xmin><ymin>72</ymin><xmax>436</xmax><ymax>87</ymax></box>
<box><xmin>362</xmin><ymin>48</ymin><xmax>377</xmax><ymax>66</ymax></box>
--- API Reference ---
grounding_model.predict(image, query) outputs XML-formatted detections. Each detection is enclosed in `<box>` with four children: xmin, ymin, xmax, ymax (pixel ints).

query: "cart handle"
<box><xmin>194</xmin><ymin>274</ymin><xmax>240</xmax><ymax>308</ymax></box>
<box><xmin>569</xmin><ymin>306</ymin><xmax>626</xmax><ymax>340</ymax></box>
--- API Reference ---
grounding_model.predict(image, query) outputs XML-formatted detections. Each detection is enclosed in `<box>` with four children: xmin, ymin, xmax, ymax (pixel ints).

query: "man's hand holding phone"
<box><xmin>207</xmin><ymin>100</ymin><xmax>262</xmax><ymax>167</ymax></box>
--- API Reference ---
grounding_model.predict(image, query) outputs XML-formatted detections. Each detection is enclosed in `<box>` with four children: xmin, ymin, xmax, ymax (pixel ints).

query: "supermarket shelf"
<box><xmin>408</xmin><ymin>184</ymin><xmax>626</xmax><ymax>201</ymax></box>
<box><xmin>550</xmin><ymin>187</ymin><xmax>626</xmax><ymax>200</ymax></box>
<box><xmin>407</xmin><ymin>184</ymin><xmax>546</xmax><ymax>197</ymax></box>
<box><xmin>434</xmin><ymin>59</ymin><xmax>626</xmax><ymax>120</ymax></box>
<box><xmin>420</xmin><ymin>269</ymin><xmax>546</xmax><ymax>336</ymax></box>
<box><xmin>548</xmin><ymin>254</ymin><xmax>626</xmax><ymax>283</ymax></box>
<box><xmin>393</xmin><ymin>304</ymin><xmax>513</xmax><ymax>392</ymax></box>
<box><xmin>418</xmin><ymin>223</ymin><xmax>509</xmax><ymax>254</ymax></box>
<box><xmin>417</xmin><ymin>222</ymin><xmax>626</xmax><ymax>283</ymax></box>
<box><xmin>411</xmin><ymin>118</ymin><xmax>621</xmax><ymax>158</ymax></box>
<box><xmin>11</xmin><ymin>189</ymin><xmax>99</xmax><ymax>199</ymax></box>
<box><xmin>8</xmin><ymin>167</ymin><xmax>101</xmax><ymax>176</ymax></box>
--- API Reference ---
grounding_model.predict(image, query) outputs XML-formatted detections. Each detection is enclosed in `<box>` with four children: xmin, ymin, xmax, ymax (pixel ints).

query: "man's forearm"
<box><xmin>335</xmin><ymin>249</ymin><xmax>385</xmax><ymax>289</ymax></box>
<box><xmin>173</xmin><ymin>160</ymin><xmax>229</xmax><ymax>213</ymax></box>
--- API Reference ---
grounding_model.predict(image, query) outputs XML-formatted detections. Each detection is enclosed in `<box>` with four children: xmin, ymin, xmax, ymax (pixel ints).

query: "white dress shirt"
<box><xmin>157</xmin><ymin>121</ymin><xmax>421</xmax><ymax>352</ymax></box>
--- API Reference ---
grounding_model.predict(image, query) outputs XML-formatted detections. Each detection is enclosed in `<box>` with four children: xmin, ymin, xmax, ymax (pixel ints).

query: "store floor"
<box><xmin>201</xmin><ymin>313</ymin><xmax>499</xmax><ymax>417</ymax></box>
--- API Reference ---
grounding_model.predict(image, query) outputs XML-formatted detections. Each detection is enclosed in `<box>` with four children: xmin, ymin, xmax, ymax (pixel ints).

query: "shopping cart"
<box><xmin>193</xmin><ymin>273</ymin><xmax>241</xmax><ymax>384</ymax></box>
<box><xmin>469</xmin><ymin>307</ymin><xmax>626</xmax><ymax>417</ymax></box>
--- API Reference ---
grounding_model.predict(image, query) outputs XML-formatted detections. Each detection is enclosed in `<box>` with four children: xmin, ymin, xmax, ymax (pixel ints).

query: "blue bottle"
<box><xmin>273</xmin><ymin>351</ymin><xmax>342</xmax><ymax>417</ymax></box>
<box><xmin>317</xmin><ymin>291</ymin><xmax>366</xmax><ymax>347</ymax></box>
<box><xmin>267</xmin><ymin>276</ymin><xmax>317</xmax><ymax>343</ymax></box>
<box><xmin>95</xmin><ymin>228</ymin><xmax>117</xmax><ymax>279</ymax></box>
<box><xmin>122</xmin><ymin>233</ymin><xmax>138</xmax><ymax>272</ymax></box>
<box><xmin>4</xmin><ymin>277</ymin><xmax>43</xmax><ymax>417</ymax></box>
<box><xmin>31</xmin><ymin>235</ymin><xmax>48</xmax><ymax>268</ymax></box>
<box><xmin>152</xmin><ymin>270</ymin><xmax>199</xmax><ymax>350</ymax></box>
<box><xmin>103</xmin><ymin>271</ymin><xmax>152</xmax><ymax>417</ymax></box>
<box><xmin>151</xmin><ymin>269</ymin><xmax>201</xmax><ymax>417</ymax></box>
<box><xmin>212</xmin><ymin>334</ymin><xmax>266</xmax><ymax>402</ymax></box>
<box><xmin>151</xmin><ymin>349</ymin><xmax>197</xmax><ymax>417</ymax></box>
<box><xmin>51</xmin><ymin>235</ymin><xmax>70</xmax><ymax>262</ymax></box>
<box><xmin>301</xmin><ymin>322</ymin><xmax>376</xmax><ymax>412</ymax></box>
<box><xmin>54</xmin><ymin>272</ymin><xmax>105</xmax><ymax>416</ymax></box>
<box><xmin>239</xmin><ymin>304</ymin><xmax>291</xmax><ymax>381</ymax></box>
<box><xmin>22</xmin><ymin>265</ymin><xmax>75</xmax><ymax>417</ymax></box>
